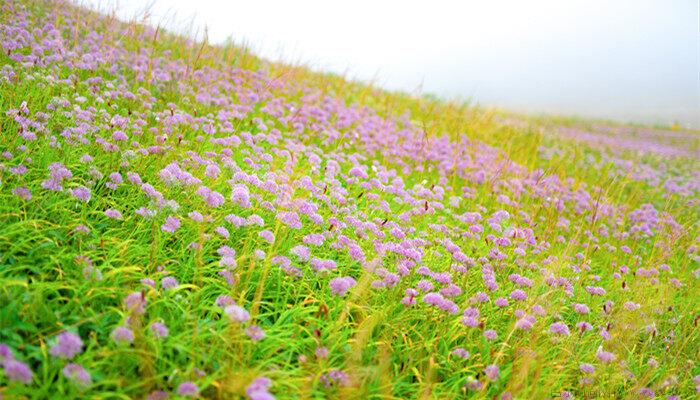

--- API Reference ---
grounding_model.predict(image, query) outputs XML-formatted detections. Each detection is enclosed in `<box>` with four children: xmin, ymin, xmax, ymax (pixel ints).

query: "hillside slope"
<box><xmin>0</xmin><ymin>1</ymin><xmax>698</xmax><ymax>399</ymax></box>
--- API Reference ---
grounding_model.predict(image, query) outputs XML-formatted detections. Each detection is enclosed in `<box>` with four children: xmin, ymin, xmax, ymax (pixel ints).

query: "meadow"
<box><xmin>0</xmin><ymin>0</ymin><xmax>699</xmax><ymax>398</ymax></box>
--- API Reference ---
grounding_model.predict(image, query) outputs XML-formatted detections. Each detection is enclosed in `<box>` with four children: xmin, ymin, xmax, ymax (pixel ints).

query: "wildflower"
<box><xmin>246</xmin><ymin>377</ymin><xmax>275</xmax><ymax>400</ymax></box>
<box><xmin>315</xmin><ymin>347</ymin><xmax>329</xmax><ymax>359</ymax></box>
<box><xmin>580</xmin><ymin>363</ymin><xmax>595</xmax><ymax>374</ymax></box>
<box><xmin>278</xmin><ymin>211</ymin><xmax>302</xmax><ymax>229</ymax></box>
<box><xmin>245</xmin><ymin>325</ymin><xmax>266</xmax><ymax>342</ymax></box>
<box><xmin>161</xmin><ymin>276</ymin><xmax>178</xmax><ymax>290</ymax></box>
<box><xmin>484</xmin><ymin>364</ymin><xmax>500</xmax><ymax>381</ymax></box>
<box><xmin>176</xmin><ymin>381</ymin><xmax>199</xmax><ymax>397</ymax></box>
<box><xmin>12</xmin><ymin>187</ymin><xmax>32</xmax><ymax>200</ymax></box>
<box><xmin>111</xmin><ymin>326</ymin><xmax>135</xmax><ymax>344</ymax></box>
<box><xmin>49</xmin><ymin>331</ymin><xmax>83</xmax><ymax>359</ymax></box>
<box><xmin>124</xmin><ymin>292</ymin><xmax>146</xmax><ymax>314</ymax></box>
<box><xmin>596</xmin><ymin>346</ymin><xmax>616</xmax><ymax>363</ymax></box>
<box><xmin>3</xmin><ymin>359</ymin><xmax>33</xmax><ymax>384</ymax></box>
<box><xmin>484</xmin><ymin>329</ymin><xmax>498</xmax><ymax>341</ymax></box>
<box><xmin>105</xmin><ymin>209</ymin><xmax>123</xmax><ymax>219</ymax></box>
<box><xmin>320</xmin><ymin>369</ymin><xmax>349</xmax><ymax>388</ymax></box>
<box><xmin>329</xmin><ymin>276</ymin><xmax>357</xmax><ymax>296</ymax></box>
<box><xmin>161</xmin><ymin>216</ymin><xmax>181</xmax><ymax>233</ymax></box>
<box><xmin>452</xmin><ymin>348</ymin><xmax>470</xmax><ymax>359</ymax></box>
<box><xmin>215</xmin><ymin>295</ymin><xmax>235</xmax><ymax>307</ymax></box>
<box><xmin>259</xmin><ymin>230</ymin><xmax>275</xmax><ymax>244</ymax></box>
<box><xmin>290</xmin><ymin>245</ymin><xmax>310</xmax><ymax>261</ymax></box>
<box><xmin>70</xmin><ymin>186</ymin><xmax>91</xmax><ymax>202</ymax></box>
<box><xmin>147</xmin><ymin>390</ymin><xmax>170</xmax><ymax>400</ymax></box>
<box><xmin>150</xmin><ymin>322</ymin><xmax>169</xmax><ymax>338</ymax></box>
<box><xmin>63</xmin><ymin>363</ymin><xmax>91</xmax><ymax>387</ymax></box>
<box><xmin>215</xmin><ymin>226</ymin><xmax>230</xmax><ymax>239</ymax></box>
<box><xmin>510</xmin><ymin>289</ymin><xmax>527</xmax><ymax>301</ymax></box>
<box><xmin>550</xmin><ymin>322</ymin><xmax>570</xmax><ymax>336</ymax></box>
<box><xmin>224</xmin><ymin>305</ymin><xmax>250</xmax><ymax>323</ymax></box>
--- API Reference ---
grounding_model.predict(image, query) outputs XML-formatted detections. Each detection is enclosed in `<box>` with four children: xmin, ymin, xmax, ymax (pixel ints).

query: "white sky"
<box><xmin>82</xmin><ymin>0</ymin><xmax>700</xmax><ymax>127</ymax></box>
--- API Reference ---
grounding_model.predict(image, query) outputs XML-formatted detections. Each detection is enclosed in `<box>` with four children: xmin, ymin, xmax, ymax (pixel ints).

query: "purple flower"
<box><xmin>176</xmin><ymin>381</ymin><xmax>199</xmax><ymax>397</ymax></box>
<box><xmin>12</xmin><ymin>186</ymin><xmax>32</xmax><ymax>200</ymax></box>
<box><xmin>215</xmin><ymin>295</ymin><xmax>235</xmax><ymax>307</ymax></box>
<box><xmin>245</xmin><ymin>325</ymin><xmax>266</xmax><ymax>342</ymax></box>
<box><xmin>49</xmin><ymin>331</ymin><xmax>83</xmax><ymax>359</ymax></box>
<box><xmin>452</xmin><ymin>348</ymin><xmax>470</xmax><ymax>359</ymax></box>
<box><xmin>329</xmin><ymin>276</ymin><xmax>357</xmax><ymax>296</ymax></box>
<box><xmin>3</xmin><ymin>359</ymin><xmax>33</xmax><ymax>384</ymax></box>
<box><xmin>161</xmin><ymin>216</ymin><xmax>181</xmax><ymax>233</ymax></box>
<box><xmin>573</xmin><ymin>303</ymin><xmax>590</xmax><ymax>314</ymax></box>
<box><xmin>124</xmin><ymin>291</ymin><xmax>147</xmax><ymax>314</ymax></box>
<box><xmin>580</xmin><ymin>363</ymin><xmax>595</xmax><ymax>374</ymax></box>
<box><xmin>105</xmin><ymin>209</ymin><xmax>123</xmax><ymax>220</ymax></box>
<box><xmin>147</xmin><ymin>390</ymin><xmax>170</xmax><ymax>400</ymax></box>
<box><xmin>150</xmin><ymin>322</ymin><xmax>169</xmax><ymax>338</ymax></box>
<box><xmin>161</xmin><ymin>276</ymin><xmax>178</xmax><ymax>290</ymax></box>
<box><xmin>111</xmin><ymin>326</ymin><xmax>135</xmax><ymax>344</ymax></box>
<box><xmin>315</xmin><ymin>346</ymin><xmax>329</xmax><ymax>359</ymax></box>
<box><xmin>320</xmin><ymin>369</ymin><xmax>349</xmax><ymax>388</ymax></box>
<box><xmin>290</xmin><ymin>245</ymin><xmax>310</xmax><ymax>261</ymax></box>
<box><xmin>0</xmin><ymin>344</ymin><xmax>12</xmax><ymax>362</ymax></box>
<box><xmin>550</xmin><ymin>322</ymin><xmax>570</xmax><ymax>336</ymax></box>
<box><xmin>484</xmin><ymin>364</ymin><xmax>499</xmax><ymax>381</ymax></box>
<box><xmin>112</xmin><ymin>131</ymin><xmax>128</xmax><ymax>141</ymax></box>
<box><xmin>259</xmin><ymin>230</ymin><xmax>275</xmax><ymax>244</ymax></box>
<box><xmin>246</xmin><ymin>377</ymin><xmax>274</xmax><ymax>400</ymax></box>
<box><xmin>63</xmin><ymin>363</ymin><xmax>91</xmax><ymax>386</ymax></box>
<box><xmin>596</xmin><ymin>346</ymin><xmax>616</xmax><ymax>363</ymax></box>
<box><xmin>69</xmin><ymin>186</ymin><xmax>91</xmax><ymax>202</ymax></box>
<box><xmin>510</xmin><ymin>289</ymin><xmax>528</xmax><ymax>301</ymax></box>
<box><xmin>484</xmin><ymin>329</ymin><xmax>498</xmax><ymax>341</ymax></box>
<box><xmin>224</xmin><ymin>305</ymin><xmax>250</xmax><ymax>323</ymax></box>
<box><xmin>215</xmin><ymin>226</ymin><xmax>230</xmax><ymax>239</ymax></box>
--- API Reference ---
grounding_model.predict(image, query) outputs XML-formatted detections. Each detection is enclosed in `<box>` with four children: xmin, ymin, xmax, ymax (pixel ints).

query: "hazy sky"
<box><xmin>83</xmin><ymin>0</ymin><xmax>700</xmax><ymax>127</ymax></box>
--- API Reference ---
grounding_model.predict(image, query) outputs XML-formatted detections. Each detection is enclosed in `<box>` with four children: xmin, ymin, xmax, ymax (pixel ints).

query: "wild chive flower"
<box><xmin>63</xmin><ymin>363</ymin><xmax>91</xmax><ymax>387</ymax></box>
<box><xmin>49</xmin><ymin>331</ymin><xmax>83</xmax><ymax>359</ymax></box>
<box><xmin>452</xmin><ymin>348</ymin><xmax>470</xmax><ymax>359</ymax></box>
<box><xmin>484</xmin><ymin>364</ymin><xmax>500</xmax><ymax>381</ymax></box>
<box><xmin>215</xmin><ymin>295</ymin><xmax>235</xmax><ymax>307</ymax></box>
<box><xmin>3</xmin><ymin>359</ymin><xmax>33</xmax><ymax>384</ymax></box>
<box><xmin>484</xmin><ymin>329</ymin><xmax>498</xmax><ymax>341</ymax></box>
<box><xmin>319</xmin><ymin>369</ymin><xmax>349</xmax><ymax>388</ymax></box>
<box><xmin>150</xmin><ymin>322</ymin><xmax>169</xmax><ymax>338</ymax></box>
<box><xmin>224</xmin><ymin>305</ymin><xmax>250</xmax><ymax>323</ymax></box>
<box><xmin>69</xmin><ymin>186</ymin><xmax>91</xmax><ymax>202</ymax></box>
<box><xmin>596</xmin><ymin>346</ymin><xmax>616</xmax><ymax>363</ymax></box>
<box><xmin>111</xmin><ymin>326</ymin><xmax>135</xmax><ymax>344</ymax></box>
<box><xmin>124</xmin><ymin>292</ymin><xmax>146</xmax><ymax>314</ymax></box>
<box><xmin>580</xmin><ymin>363</ymin><xmax>595</xmax><ymax>374</ymax></box>
<box><xmin>550</xmin><ymin>322</ymin><xmax>570</xmax><ymax>336</ymax></box>
<box><xmin>176</xmin><ymin>381</ymin><xmax>199</xmax><ymax>397</ymax></box>
<box><xmin>259</xmin><ymin>230</ymin><xmax>275</xmax><ymax>244</ymax></box>
<box><xmin>161</xmin><ymin>216</ymin><xmax>181</xmax><ymax>233</ymax></box>
<box><xmin>245</xmin><ymin>325</ymin><xmax>266</xmax><ymax>342</ymax></box>
<box><xmin>290</xmin><ymin>245</ymin><xmax>310</xmax><ymax>261</ymax></box>
<box><xmin>12</xmin><ymin>186</ymin><xmax>32</xmax><ymax>200</ymax></box>
<box><xmin>246</xmin><ymin>377</ymin><xmax>274</xmax><ymax>400</ymax></box>
<box><xmin>215</xmin><ymin>226</ymin><xmax>230</xmax><ymax>238</ymax></box>
<box><xmin>147</xmin><ymin>390</ymin><xmax>170</xmax><ymax>400</ymax></box>
<box><xmin>105</xmin><ymin>208</ymin><xmax>123</xmax><ymax>219</ymax></box>
<box><xmin>573</xmin><ymin>303</ymin><xmax>590</xmax><ymax>314</ymax></box>
<box><xmin>329</xmin><ymin>276</ymin><xmax>357</xmax><ymax>296</ymax></box>
<box><xmin>161</xmin><ymin>276</ymin><xmax>178</xmax><ymax>290</ymax></box>
<box><xmin>0</xmin><ymin>344</ymin><xmax>12</xmax><ymax>361</ymax></box>
<box><xmin>315</xmin><ymin>347</ymin><xmax>329</xmax><ymax>359</ymax></box>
